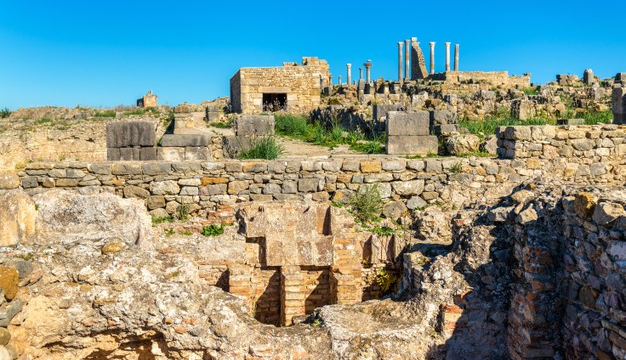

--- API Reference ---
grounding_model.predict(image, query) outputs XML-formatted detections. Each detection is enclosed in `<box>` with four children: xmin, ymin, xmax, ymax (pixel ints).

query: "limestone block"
<box><xmin>430</xmin><ymin>110</ymin><xmax>457</xmax><ymax>125</ymax></box>
<box><xmin>184</xmin><ymin>147</ymin><xmax>212</xmax><ymax>161</ymax></box>
<box><xmin>386</xmin><ymin>135</ymin><xmax>438</xmax><ymax>155</ymax></box>
<box><xmin>106</xmin><ymin>121</ymin><xmax>156</xmax><ymax>148</ymax></box>
<box><xmin>0</xmin><ymin>190</ymin><xmax>36</xmax><ymax>246</ymax></box>
<box><xmin>386</xmin><ymin>111</ymin><xmax>430</xmax><ymax>136</ymax></box>
<box><xmin>235</xmin><ymin>115</ymin><xmax>275</xmax><ymax>136</ymax></box>
<box><xmin>0</xmin><ymin>172</ymin><xmax>20</xmax><ymax>190</ymax></box>
<box><xmin>158</xmin><ymin>147</ymin><xmax>185</xmax><ymax>162</ymax></box>
<box><xmin>373</xmin><ymin>104</ymin><xmax>404</xmax><ymax>121</ymax></box>
<box><xmin>107</xmin><ymin>148</ymin><xmax>120</xmax><ymax>161</ymax></box>
<box><xmin>557</xmin><ymin>119</ymin><xmax>585</xmax><ymax>125</ymax></box>
<box><xmin>160</xmin><ymin>134</ymin><xmax>211</xmax><ymax>147</ymax></box>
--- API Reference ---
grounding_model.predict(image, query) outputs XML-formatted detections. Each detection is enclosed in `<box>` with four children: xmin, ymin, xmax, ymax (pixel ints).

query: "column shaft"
<box><xmin>404</xmin><ymin>39</ymin><xmax>410</xmax><ymax>80</ymax></box>
<box><xmin>454</xmin><ymin>44</ymin><xmax>459</xmax><ymax>71</ymax></box>
<box><xmin>429</xmin><ymin>42</ymin><xmax>436</xmax><ymax>75</ymax></box>
<box><xmin>397</xmin><ymin>42</ymin><xmax>403</xmax><ymax>81</ymax></box>
<box><xmin>346</xmin><ymin>63</ymin><xmax>351</xmax><ymax>86</ymax></box>
<box><xmin>445</xmin><ymin>42</ymin><xmax>451</xmax><ymax>72</ymax></box>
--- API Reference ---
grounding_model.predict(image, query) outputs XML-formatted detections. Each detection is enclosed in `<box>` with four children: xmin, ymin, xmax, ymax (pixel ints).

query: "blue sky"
<box><xmin>1</xmin><ymin>0</ymin><xmax>625</xmax><ymax>109</ymax></box>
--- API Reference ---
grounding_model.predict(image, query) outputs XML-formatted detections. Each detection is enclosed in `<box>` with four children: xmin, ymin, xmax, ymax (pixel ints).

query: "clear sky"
<box><xmin>1</xmin><ymin>0</ymin><xmax>625</xmax><ymax>109</ymax></box>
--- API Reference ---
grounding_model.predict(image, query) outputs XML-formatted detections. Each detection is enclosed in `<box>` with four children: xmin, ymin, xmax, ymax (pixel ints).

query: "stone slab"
<box><xmin>373</xmin><ymin>104</ymin><xmax>403</xmax><ymax>121</ymax></box>
<box><xmin>557</xmin><ymin>119</ymin><xmax>585</xmax><ymax>125</ymax></box>
<box><xmin>223</xmin><ymin>136</ymin><xmax>253</xmax><ymax>158</ymax></box>
<box><xmin>140</xmin><ymin>147</ymin><xmax>157</xmax><ymax>161</ymax></box>
<box><xmin>107</xmin><ymin>148</ymin><xmax>120</xmax><ymax>161</ymax></box>
<box><xmin>184</xmin><ymin>146</ymin><xmax>212</xmax><ymax>161</ymax></box>
<box><xmin>106</xmin><ymin>121</ymin><xmax>156</xmax><ymax>148</ymax></box>
<box><xmin>160</xmin><ymin>134</ymin><xmax>211</xmax><ymax>147</ymax></box>
<box><xmin>157</xmin><ymin>147</ymin><xmax>185</xmax><ymax>162</ymax></box>
<box><xmin>434</xmin><ymin>124</ymin><xmax>460</xmax><ymax>136</ymax></box>
<box><xmin>430</xmin><ymin>110</ymin><xmax>457</xmax><ymax>125</ymax></box>
<box><xmin>386</xmin><ymin>135</ymin><xmax>438</xmax><ymax>155</ymax></box>
<box><xmin>386</xmin><ymin>111</ymin><xmax>430</xmax><ymax>136</ymax></box>
<box><xmin>235</xmin><ymin>115</ymin><xmax>275</xmax><ymax>136</ymax></box>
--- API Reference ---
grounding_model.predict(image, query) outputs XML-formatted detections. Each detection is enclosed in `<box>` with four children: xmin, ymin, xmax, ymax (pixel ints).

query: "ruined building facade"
<box><xmin>230</xmin><ymin>57</ymin><xmax>331</xmax><ymax>114</ymax></box>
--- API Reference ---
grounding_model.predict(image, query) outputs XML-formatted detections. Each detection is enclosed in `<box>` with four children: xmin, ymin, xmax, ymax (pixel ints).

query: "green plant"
<box><xmin>170</xmin><ymin>270</ymin><xmax>180</xmax><ymax>277</ymax></box>
<box><xmin>239</xmin><ymin>136</ymin><xmax>284</xmax><ymax>160</ymax></box>
<box><xmin>311</xmin><ymin>318</ymin><xmax>323</xmax><ymax>327</ymax></box>
<box><xmin>180</xmin><ymin>230</ymin><xmax>193</xmax><ymax>236</ymax></box>
<box><xmin>152</xmin><ymin>215</ymin><xmax>174</xmax><ymax>225</ymax></box>
<box><xmin>522</xmin><ymin>87</ymin><xmax>540</xmax><ymax>96</ymax></box>
<box><xmin>459</xmin><ymin>117</ymin><xmax>554</xmax><ymax>136</ymax></box>
<box><xmin>374</xmin><ymin>268</ymin><xmax>398</xmax><ymax>294</ymax></box>
<box><xmin>178</xmin><ymin>204</ymin><xmax>190</xmax><ymax>221</ymax></box>
<box><xmin>348</xmin><ymin>185</ymin><xmax>383</xmax><ymax>224</ymax></box>
<box><xmin>350</xmin><ymin>140</ymin><xmax>385</xmax><ymax>154</ymax></box>
<box><xmin>94</xmin><ymin>110</ymin><xmax>116</xmax><ymax>118</ymax></box>
<box><xmin>34</xmin><ymin>204</ymin><xmax>39</xmax><ymax>211</ymax></box>
<box><xmin>36</xmin><ymin>118</ymin><xmax>52</xmax><ymax>125</ymax></box>
<box><xmin>123</xmin><ymin>108</ymin><xmax>147</xmax><ymax>116</ymax></box>
<box><xmin>275</xmin><ymin>114</ymin><xmax>310</xmax><ymax>136</ymax></box>
<box><xmin>450</xmin><ymin>162</ymin><xmax>462</xmax><ymax>174</ymax></box>
<box><xmin>581</xmin><ymin>110</ymin><xmax>613</xmax><ymax>125</ymax></box>
<box><xmin>202</xmin><ymin>224</ymin><xmax>225</xmax><ymax>237</ymax></box>
<box><xmin>164</xmin><ymin>229</ymin><xmax>175</xmax><ymax>236</ymax></box>
<box><xmin>370</xmin><ymin>226</ymin><xmax>395</xmax><ymax>236</ymax></box>
<box><xmin>331</xmin><ymin>201</ymin><xmax>344</xmax><ymax>208</ymax></box>
<box><xmin>0</xmin><ymin>108</ymin><xmax>12</xmax><ymax>119</ymax></box>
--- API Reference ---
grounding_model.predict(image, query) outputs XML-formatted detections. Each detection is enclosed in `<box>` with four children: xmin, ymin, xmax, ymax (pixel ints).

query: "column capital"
<box><xmin>429</xmin><ymin>42</ymin><xmax>436</xmax><ymax>46</ymax></box>
<box><xmin>398</xmin><ymin>41</ymin><xmax>403</xmax><ymax>45</ymax></box>
<box><xmin>445</xmin><ymin>42</ymin><xmax>451</xmax><ymax>46</ymax></box>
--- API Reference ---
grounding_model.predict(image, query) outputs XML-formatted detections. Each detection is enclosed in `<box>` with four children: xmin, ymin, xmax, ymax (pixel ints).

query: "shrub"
<box><xmin>275</xmin><ymin>114</ymin><xmax>310</xmax><ymax>137</ymax></box>
<box><xmin>152</xmin><ymin>215</ymin><xmax>174</xmax><ymax>225</ymax></box>
<box><xmin>459</xmin><ymin>117</ymin><xmax>553</xmax><ymax>136</ymax></box>
<box><xmin>239</xmin><ymin>136</ymin><xmax>283</xmax><ymax>160</ymax></box>
<box><xmin>371</xmin><ymin>226</ymin><xmax>395</xmax><ymax>236</ymax></box>
<box><xmin>202</xmin><ymin>224</ymin><xmax>225</xmax><ymax>237</ymax></box>
<box><xmin>348</xmin><ymin>185</ymin><xmax>383</xmax><ymax>224</ymax></box>
<box><xmin>0</xmin><ymin>108</ymin><xmax>11</xmax><ymax>119</ymax></box>
<box><xmin>178</xmin><ymin>204</ymin><xmax>190</xmax><ymax>221</ymax></box>
<box><xmin>581</xmin><ymin>110</ymin><xmax>613</xmax><ymax>125</ymax></box>
<box><xmin>36</xmin><ymin>118</ymin><xmax>53</xmax><ymax>125</ymax></box>
<box><xmin>374</xmin><ymin>268</ymin><xmax>399</xmax><ymax>294</ymax></box>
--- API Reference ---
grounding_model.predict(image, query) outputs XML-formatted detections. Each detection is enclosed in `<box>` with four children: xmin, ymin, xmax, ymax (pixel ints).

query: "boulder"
<box><xmin>446</xmin><ymin>134</ymin><xmax>481</xmax><ymax>155</ymax></box>
<box><xmin>481</xmin><ymin>135</ymin><xmax>498</xmax><ymax>155</ymax></box>
<box><xmin>32</xmin><ymin>190</ymin><xmax>152</xmax><ymax>247</ymax></box>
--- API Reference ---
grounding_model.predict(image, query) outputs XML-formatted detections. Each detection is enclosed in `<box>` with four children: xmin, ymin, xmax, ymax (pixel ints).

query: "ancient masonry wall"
<box><xmin>430</xmin><ymin>71</ymin><xmax>531</xmax><ymax>88</ymax></box>
<box><xmin>507</xmin><ymin>190</ymin><xmax>626</xmax><ymax>359</ymax></box>
<box><xmin>230</xmin><ymin>57</ymin><xmax>330</xmax><ymax>114</ymax></box>
<box><xmin>17</xmin><ymin>125</ymin><xmax>626</xmax><ymax>219</ymax></box>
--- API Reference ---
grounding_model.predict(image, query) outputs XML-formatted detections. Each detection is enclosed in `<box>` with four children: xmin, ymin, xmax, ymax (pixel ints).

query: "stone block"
<box><xmin>159</xmin><ymin>134</ymin><xmax>211</xmax><ymax>147</ymax></box>
<box><xmin>118</xmin><ymin>148</ymin><xmax>136</xmax><ymax>161</ymax></box>
<box><xmin>616</xmin><ymin>72</ymin><xmax>626</xmax><ymax>83</ymax></box>
<box><xmin>106</xmin><ymin>121</ymin><xmax>156</xmax><ymax>148</ymax></box>
<box><xmin>386</xmin><ymin>135</ymin><xmax>438</xmax><ymax>155</ymax></box>
<box><xmin>434</xmin><ymin>124</ymin><xmax>460</xmax><ymax>136</ymax></box>
<box><xmin>157</xmin><ymin>147</ymin><xmax>185</xmax><ymax>162</ymax></box>
<box><xmin>386</xmin><ymin>111</ymin><xmax>430</xmax><ymax>136</ymax></box>
<box><xmin>373</xmin><ymin>104</ymin><xmax>404</xmax><ymax>121</ymax></box>
<box><xmin>222</xmin><ymin>136</ymin><xmax>252</xmax><ymax>158</ymax></box>
<box><xmin>557</xmin><ymin>119</ymin><xmax>585</xmax><ymax>125</ymax></box>
<box><xmin>107</xmin><ymin>148</ymin><xmax>120</xmax><ymax>161</ymax></box>
<box><xmin>140</xmin><ymin>147</ymin><xmax>157</xmax><ymax>160</ymax></box>
<box><xmin>430</xmin><ymin>110</ymin><xmax>457</xmax><ymax>125</ymax></box>
<box><xmin>184</xmin><ymin>147</ymin><xmax>212</xmax><ymax>161</ymax></box>
<box><xmin>235</xmin><ymin>115</ymin><xmax>275</xmax><ymax>136</ymax></box>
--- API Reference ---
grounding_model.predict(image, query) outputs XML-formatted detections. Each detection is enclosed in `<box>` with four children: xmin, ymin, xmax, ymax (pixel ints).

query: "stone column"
<box><xmin>364</xmin><ymin>60</ymin><xmax>372</xmax><ymax>83</ymax></box>
<box><xmin>338</xmin><ymin>75</ymin><xmax>342</xmax><ymax>85</ymax></box>
<box><xmin>429</xmin><ymin>42</ymin><xmax>436</xmax><ymax>75</ymax></box>
<box><xmin>329</xmin><ymin>75</ymin><xmax>332</xmax><ymax>85</ymax></box>
<box><xmin>404</xmin><ymin>39</ymin><xmax>410</xmax><ymax>81</ymax></box>
<box><xmin>445</xmin><ymin>42</ymin><xmax>451</xmax><ymax>72</ymax></box>
<box><xmin>359</xmin><ymin>67</ymin><xmax>363</xmax><ymax>81</ymax></box>
<box><xmin>397</xmin><ymin>41</ymin><xmax>403</xmax><ymax>81</ymax></box>
<box><xmin>346</xmin><ymin>63</ymin><xmax>352</xmax><ymax>86</ymax></box>
<box><xmin>454</xmin><ymin>44</ymin><xmax>459</xmax><ymax>71</ymax></box>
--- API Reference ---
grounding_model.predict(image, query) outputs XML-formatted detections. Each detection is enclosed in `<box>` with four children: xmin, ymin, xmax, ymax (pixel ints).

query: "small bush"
<box><xmin>371</xmin><ymin>226</ymin><xmax>395</xmax><ymax>236</ymax></box>
<box><xmin>348</xmin><ymin>185</ymin><xmax>383</xmax><ymax>224</ymax></box>
<box><xmin>374</xmin><ymin>268</ymin><xmax>399</xmax><ymax>294</ymax></box>
<box><xmin>522</xmin><ymin>87</ymin><xmax>540</xmax><ymax>96</ymax></box>
<box><xmin>178</xmin><ymin>204</ymin><xmax>190</xmax><ymax>221</ymax></box>
<box><xmin>239</xmin><ymin>136</ymin><xmax>283</xmax><ymax>160</ymax></box>
<box><xmin>0</xmin><ymin>108</ymin><xmax>11</xmax><ymax>119</ymax></box>
<box><xmin>202</xmin><ymin>224</ymin><xmax>225</xmax><ymax>237</ymax></box>
<box><xmin>459</xmin><ymin>117</ymin><xmax>553</xmax><ymax>136</ymax></box>
<box><xmin>581</xmin><ymin>110</ymin><xmax>613</xmax><ymax>125</ymax></box>
<box><xmin>164</xmin><ymin>229</ymin><xmax>175</xmax><ymax>236</ymax></box>
<box><xmin>124</xmin><ymin>108</ymin><xmax>147</xmax><ymax>116</ymax></box>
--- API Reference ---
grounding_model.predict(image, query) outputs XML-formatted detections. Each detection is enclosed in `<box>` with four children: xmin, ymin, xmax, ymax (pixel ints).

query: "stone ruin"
<box><xmin>230</xmin><ymin>57</ymin><xmax>331</xmax><ymax>114</ymax></box>
<box><xmin>136</xmin><ymin>90</ymin><xmax>158</xmax><ymax>108</ymax></box>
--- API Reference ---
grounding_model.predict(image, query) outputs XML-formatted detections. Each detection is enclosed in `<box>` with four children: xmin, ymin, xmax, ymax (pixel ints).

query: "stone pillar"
<box><xmin>404</xmin><ymin>39</ymin><xmax>410</xmax><ymax>81</ymax></box>
<box><xmin>429</xmin><ymin>42</ymin><xmax>436</xmax><ymax>75</ymax></box>
<box><xmin>280</xmin><ymin>265</ymin><xmax>306</xmax><ymax>326</ymax></box>
<box><xmin>583</xmin><ymin>69</ymin><xmax>594</xmax><ymax>85</ymax></box>
<box><xmin>346</xmin><ymin>63</ymin><xmax>352</xmax><ymax>86</ymax></box>
<box><xmin>397</xmin><ymin>41</ymin><xmax>403</xmax><ymax>81</ymax></box>
<box><xmin>454</xmin><ymin>44</ymin><xmax>459</xmax><ymax>71</ymax></box>
<box><xmin>445</xmin><ymin>42</ymin><xmax>451</xmax><ymax>72</ymax></box>
<box><xmin>359</xmin><ymin>67</ymin><xmax>363</xmax><ymax>81</ymax></box>
<box><xmin>338</xmin><ymin>75</ymin><xmax>342</xmax><ymax>85</ymax></box>
<box><xmin>364</xmin><ymin>60</ymin><xmax>372</xmax><ymax>83</ymax></box>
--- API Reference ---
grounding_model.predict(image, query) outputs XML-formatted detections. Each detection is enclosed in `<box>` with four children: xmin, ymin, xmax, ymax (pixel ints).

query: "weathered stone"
<box><xmin>360</xmin><ymin>161</ymin><xmax>382</xmax><ymax>173</ymax></box>
<box><xmin>0</xmin><ymin>172</ymin><xmax>19</xmax><ymax>190</ymax></box>
<box><xmin>407</xmin><ymin>196</ymin><xmax>427</xmax><ymax>210</ymax></box>
<box><xmin>391</xmin><ymin>180</ymin><xmax>424</xmax><ymax>196</ymax></box>
<box><xmin>382</xmin><ymin>201</ymin><xmax>407</xmax><ymax>220</ymax></box>
<box><xmin>0</xmin><ymin>299</ymin><xmax>22</xmax><ymax>327</ymax></box>
<box><xmin>235</xmin><ymin>115</ymin><xmax>275</xmax><ymax>136</ymax></box>
<box><xmin>592</xmin><ymin>202</ymin><xmax>624</xmax><ymax>225</ymax></box>
<box><xmin>0</xmin><ymin>328</ymin><xmax>9</xmax><ymax>346</ymax></box>
<box><xmin>386</xmin><ymin>135</ymin><xmax>438</xmax><ymax>156</ymax></box>
<box><xmin>101</xmin><ymin>241</ymin><xmax>125</xmax><ymax>254</ymax></box>
<box><xmin>0</xmin><ymin>190</ymin><xmax>37</xmax><ymax>246</ymax></box>
<box><xmin>146</xmin><ymin>196</ymin><xmax>166</xmax><ymax>210</ymax></box>
<box><xmin>160</xmin><ymin>134</ymin><xmax>211</xmax><ymax>147</ymax></box>
<box><xmin>228</xmin><ymin>181</ymin><xmax>249</xmax><ymax>195</ymax></box>
<box><xmin>123</xmin><ymin>185</ymin><xmax>150</xmax><ymax>199</ymax></box>
<box><xmin>386</xmin><ymin>111</ymin><xmax>430</xmax><ymax>136</ymax></box>
<box><xmin>574</xmin><ymin>192</ymin><xmax>597</xmax><ymax>218</ymax></box>
<box><xmin>150</xmin><ymin>181</ymin><xmax>180</xmax><ymax>195</ymax></box>
<box><xmin>106</xmin><ymin>121</ymin><xmax>156</xmax><ymax>148</ymax></box>
<box><xmin>446</xmin><ymin>134</ymin><xmax>480</xmax><ymax>155</ymax></box>
<box><xmin>298</xmin><ymin>178</ymin><xmax>319</xmax><ymax>193</ymax></box>
<box><xmin>0</xmin><ymin>267</ymin><xmax>18</xmax><ymax>300</ymax></box>
<box><xmin>516</xmin><ymin>206</ymin><xmax>538</xmax><ymax>224</ymax></box>
<box><xmin>201</xmin><ymin>177</ymin><xmax>229</xmax><ymax>185</ymax></box>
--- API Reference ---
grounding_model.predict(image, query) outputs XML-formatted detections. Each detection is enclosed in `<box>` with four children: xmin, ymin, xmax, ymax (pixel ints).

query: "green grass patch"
<box><xmin>370</xmin><ymin>226</ymin><xmax>395</xmax><ymax>236</ymax></box>
<box><xmin>123</xmin><ymin>108</ymin><xmax>147</xmax><ymax>116</ymax></box>
<box><xmin>581</xmin><ymin>110</ymin><xmax>613</xmax><ymax>125</ymax></box>
<box><xmin>274</xmin><ymin>114</ymin><xmax>385</xmax><ymax>154</ymax></box>
<box><xmin>239</xmin><ymin>136</ymin><xmax>284</xmax><ymax>160</ymax></box>
<box><xmin>36</xmin><ymin>118</ymin><xmax>53</xmax><ymax>125</ymax></box>
<box><xmin>522</xmin><ymin>87</ymin><xmax>540</xmax><ymax>96</ymax></box>
<box><xmin>348</xmin><ymin>185</ymin><xmax>383</xmax><ymax>225</ymax></box>
<box><xmin>95</xmin><ymin>110</ymin><xmax>116</xmax><ymax>118</ymax></box>
<box><xmin>459</xmin><ymin>117</ymin><xmax>554</xmax><ymax>136</ymax></box>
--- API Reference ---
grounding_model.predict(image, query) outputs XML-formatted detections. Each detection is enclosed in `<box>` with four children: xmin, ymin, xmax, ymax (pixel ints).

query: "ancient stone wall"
<box><xmin>16</xmin><ymin>125</ymin><xmax>625</xmax><ymax>218</ymax></box>
<box><xmin>430</xmin><ymin>71</ymin><xmax>531</xmax><ymax>88</ymax></box>
<box><xmin>230</xmin><ymin>57</ymin><xmax>330</xmax><ymax>114</ymax></box>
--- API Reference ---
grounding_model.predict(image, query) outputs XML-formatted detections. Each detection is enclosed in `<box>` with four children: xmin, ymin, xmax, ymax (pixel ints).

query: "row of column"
<box><xmin>397</xmin><ymin>39</ymin><xmax>459</xmax><ymax>80</ymax></box>
<box><xmin>339</xmin><ymin>60</ymin><xmax>372</xmax><ymax>85</ymax></box>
